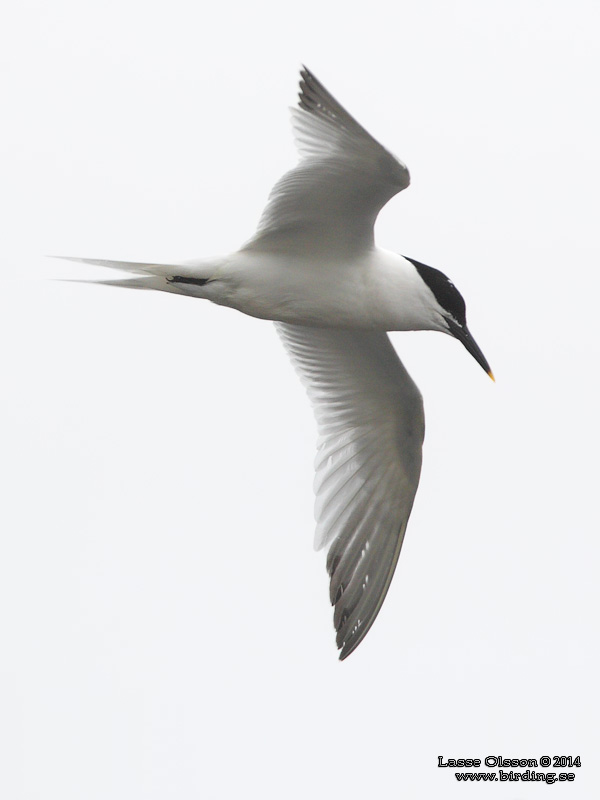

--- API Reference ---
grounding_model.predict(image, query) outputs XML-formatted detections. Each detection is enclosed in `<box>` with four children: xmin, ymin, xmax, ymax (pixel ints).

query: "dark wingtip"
<box><xmin>297</xmin><ymin>66</ymin><xmax>324</xmax><ymax>112</ymax></box>
<box><xmin>338</xmin><ymin>639</ymin><xmax>357</xmax><ymax>661</ymax></box>
<box><xmin>332</xmin><ymin>583</ymin><xmax>344</xmax><ymax>605</ymax></box>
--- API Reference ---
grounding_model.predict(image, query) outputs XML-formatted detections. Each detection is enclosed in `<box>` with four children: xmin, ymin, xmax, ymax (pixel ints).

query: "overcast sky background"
<box><xmin>2</xmin><ymin>1</ymin><xmax>599</xmax><ymax>797</ymax></box>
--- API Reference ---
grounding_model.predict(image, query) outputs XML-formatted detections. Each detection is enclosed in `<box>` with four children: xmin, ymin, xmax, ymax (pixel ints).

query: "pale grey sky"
<box><xmin>1</xmin><ymin>0</ymin><xmax>599</xmax><ymax>797</ymax></box>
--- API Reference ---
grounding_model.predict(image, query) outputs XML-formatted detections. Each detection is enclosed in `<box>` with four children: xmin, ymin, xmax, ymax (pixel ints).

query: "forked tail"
<box><xmin>51</xmin><ymin>256</ymin><xmax>223</xmax><ymax>296</ymax></box>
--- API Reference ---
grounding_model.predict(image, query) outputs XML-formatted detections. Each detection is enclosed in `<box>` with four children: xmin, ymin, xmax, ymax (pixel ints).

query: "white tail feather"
<box><xmin>50</xmin><ymin>255</ymin><xmax>227</xmax><ymax>299</ymax></box>
<box><xmin>55</xmin><ymin>276</ymin><xmax>190</xmax><ymax>294</ymax></box>
<box><xmin>50</xmin><ymin>255</ymin><xmax>216</xmax><ymax>279</ymax></box>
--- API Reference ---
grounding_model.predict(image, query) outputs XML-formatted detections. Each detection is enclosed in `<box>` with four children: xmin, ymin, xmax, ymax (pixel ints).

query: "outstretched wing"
<box><xmin>244</xmin><ymin>68</ymin><xmax>410</xmax><ymax>258</ymax></box>
<box><xmin>277</xmin><ymin>323</ymin><xmax>424</xmax><ymax>659</ymax></box>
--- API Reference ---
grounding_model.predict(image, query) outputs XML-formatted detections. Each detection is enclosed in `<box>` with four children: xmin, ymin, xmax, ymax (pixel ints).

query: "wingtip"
<box><xmin>299</xmin><ymin>72</ymin><xmax>329</xmax><ymax>115</ymax></box>
<box><xmin>298</xmin><ymin>65</ymin><xmax>320</xmax><ymax>108</ymax></box>
<box><xmin>337</xmin><ymin>639</ymin><xmax>358</xmax><ymax>661</ymax></box>
<box><xmin>299</xmin><ymin>66</ymin><xmax>319</xmax><ymax>88</ymax></box>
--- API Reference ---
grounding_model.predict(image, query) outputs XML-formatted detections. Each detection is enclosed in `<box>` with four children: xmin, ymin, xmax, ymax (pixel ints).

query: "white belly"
<box><xmin>203</xmin><ymin>248</ymin><xmax>434</xmax><ymax>331</ymax></box>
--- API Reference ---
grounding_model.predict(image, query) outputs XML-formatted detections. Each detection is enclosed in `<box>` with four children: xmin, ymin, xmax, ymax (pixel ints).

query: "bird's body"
<box><xmin>61</xmin><ymin>68</ymin><xmax>492</xmax><ymax>659</ymax></box>
<box><xmin>161</xmin><ymin>248</ymin><xmax>441</xmax><ymax>331</ymax></box>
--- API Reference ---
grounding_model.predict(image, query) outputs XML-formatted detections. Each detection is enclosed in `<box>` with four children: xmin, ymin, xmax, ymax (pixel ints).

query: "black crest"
<box><xmin>404</xmin><ymin>256</ymin><xmax>467</xmax><ymax>326</ymax></box>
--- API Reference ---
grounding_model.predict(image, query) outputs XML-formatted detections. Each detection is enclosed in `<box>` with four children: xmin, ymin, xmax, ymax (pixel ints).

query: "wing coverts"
<box><xmin>244</xmin><ymin>68</ymin><xmax>410</xmax><ymax>257</ymax></box>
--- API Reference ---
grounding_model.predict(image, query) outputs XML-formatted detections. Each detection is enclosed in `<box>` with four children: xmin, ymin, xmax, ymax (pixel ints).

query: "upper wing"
<box><xmin>243</xmin><ymin>68</ymin><xmax>410</xmax><ymax>258</ymax></box>
<box><xmin>277</xmin><ymin>323</ymin><xmax>424</xmax><ymax>659</ymax></box>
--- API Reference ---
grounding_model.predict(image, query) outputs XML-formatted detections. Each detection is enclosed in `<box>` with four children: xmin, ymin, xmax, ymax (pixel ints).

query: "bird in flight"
<box><xmin>62</xmin><ymin>67</ymin><xmax>493</xmax><ymax>660</ymax></box>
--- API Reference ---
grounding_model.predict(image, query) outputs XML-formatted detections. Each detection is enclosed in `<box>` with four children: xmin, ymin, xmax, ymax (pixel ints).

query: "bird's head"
<box><xmin>405</xmin><ymin>256</ymin><xmax>494</xmax><ymax>380</ymax></box>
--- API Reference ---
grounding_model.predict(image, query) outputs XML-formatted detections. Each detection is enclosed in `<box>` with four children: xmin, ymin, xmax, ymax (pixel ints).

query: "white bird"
<box><xmin>60</xmin><ymin>67</ymin><xmax>493</xmax><ymax>660</ymax></box>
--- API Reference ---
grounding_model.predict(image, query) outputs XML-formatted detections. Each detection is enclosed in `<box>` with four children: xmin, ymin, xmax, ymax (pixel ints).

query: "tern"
<box><xmin>61</xmin><ymin>67</ymin><xmax>493</xmax><ymax>660</ymax></box>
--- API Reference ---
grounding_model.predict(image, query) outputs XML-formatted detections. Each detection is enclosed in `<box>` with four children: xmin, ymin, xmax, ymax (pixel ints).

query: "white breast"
<box><xmin>206</xmin><ymin>248</ymin><xmax>436</xmax><ymax>332</ymax></box>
